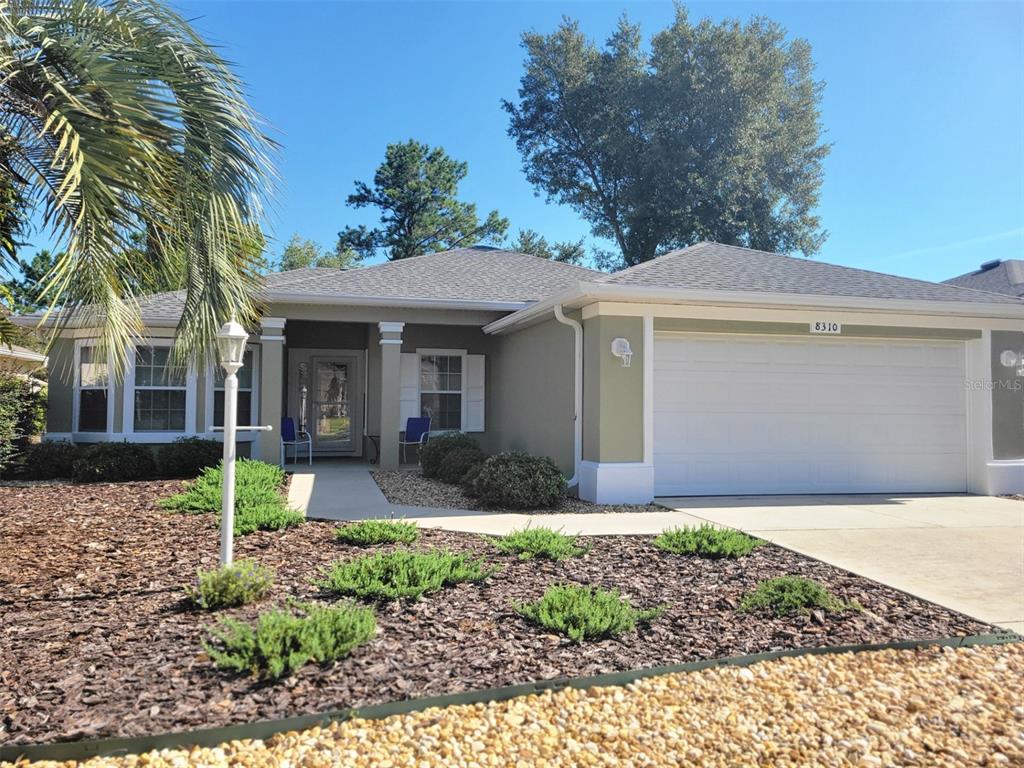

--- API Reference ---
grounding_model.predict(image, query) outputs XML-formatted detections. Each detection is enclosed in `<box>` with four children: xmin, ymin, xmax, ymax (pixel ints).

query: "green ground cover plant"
<box><xmin>186</xmin><ymin>559</ymin><xmax>275</xmax><ymax>610</ymax></box>
<box><xmin>316</xmin><ymin>549</ymin><xmax>496</xmax><ymax>601</ymax></box>
<box><xmin>654</xmin><ymin>524</ymin><xmax>763</xmax><ymax>558</ymax></box>
<box><xmin>740</xmin><ymin>576</ymin><xmax>858</xmax><ymax>617</ymax></box>
<box><xmin>204</xmin><ymin>602</ymin><xmax>375</xmax><ymax>679</ymax></box>
<box><xmin>495</xmin><ymin>526</ymin><xmax>588</xmax><ymax>561</ymax></box>
<box><xmin>516</xmin><ymin>584</ymin><xmax>664</xmax><ymax>643</ymax></box>
<box><xmin>161</xmin><ymin>459</ymin><xmax>303</xmax><ymax>534</ymax></box>
<box><xmin>335</xmin><ymin>519</ymin><xmax>419</xmax><ymax>546</ymax></box>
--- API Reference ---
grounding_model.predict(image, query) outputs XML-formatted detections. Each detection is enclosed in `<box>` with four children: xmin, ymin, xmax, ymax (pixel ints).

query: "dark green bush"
<box><xmin>12</xmin><ymin>440</ymin><xmax>83</xmax><ymax>480</ymax></box>
<box><xmin>654</xmin><ymin>524</ymin><xmax>763</xmax><ymax>558</ymax></box>
<box><xmin>740</xmin><ymin>576</ymin><xmax>856</xmax><ymax>617</ymax></box>
<box><xmin>420</xmin><ymin>432</ymin><xmax>479</xmax><ymax>479</ymax></box>
<box><xmin>495</xmin><ymin>526</ymin><xmax>588</xmax><ymax>561</ymax></box>
<box><xmin>516</xmin><ymin>584</ymin><xmax>664</xmax><ymax>644</ymax></box>
<box><xmin>437</xmin><ymin>446</ymin><xmax>485</xmax><ymax>485</ymax></box>
<box><xmin>186</xmin><ymin>559</ymin><xmax>275</xmax><ymax>610</ymax></box>
<box><xmin>0</xmin><ymin>374</ymin><xmax>46</xmax><ymax>474</ymax></box>
<box><xmin>316</xmin><ymin>549</ymin><xmax>496</xmax><ymax>601</ymax></box>
<box><xmin>204</xmin><ymin>602</ymin><xmax>376</xmax><ymax>679</ymax></box>
<box><xmin>72</xmin><ymin>442</ymin><xmax>158</xmax><ymax>483</ymax></box>
<box><xmin>471</xmin><ymin>452</ymin><xmax>566</xmax><ymax>510</ymax></box>
<box><xmin>158</xmin><ymin>438</ymin><xmax>223</xmax><ymax>478</ymax></box>
<box><xmin>335</xmin><ymin>519</ymin><xmax>419</xmax><ymax>546</ymax></box>
<box><xmin>460</xmin><ymin>462</ymin><xmax>484</xmax><ymax>497</ymax></box>
<box><xmin>161</xmin><ymin>459</ymin><xmax>304</xmax><ymax>535</ymax></box>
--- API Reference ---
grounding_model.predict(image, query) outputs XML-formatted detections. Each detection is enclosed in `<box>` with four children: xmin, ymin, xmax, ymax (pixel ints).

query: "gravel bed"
<box><xmin>372</xmin><ymin>470</ymin><xmax>665</xmax><ymax>514</ymax></box>
<box><xmin>0</xmin><ymin>481</ymin><xmax>996</xmax><ymax>746</ymax></box>
<box><xmin>5</xmin><ymin>644</ymin><xmax>1021</xmax><ymax>767</ymax></box>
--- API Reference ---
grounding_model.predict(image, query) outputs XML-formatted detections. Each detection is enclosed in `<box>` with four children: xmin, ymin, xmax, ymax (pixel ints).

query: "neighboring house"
<box><xmin>945</xmin><ymin>258</ymin><xmax>1024</xmax><ymax>298</ymax></box>
<box><xmin>0</xmin><ymin>343</ymin><xmax>47</xmax><ymax>378</ymax></box>
<box><xmin>14</xmin><ymin>242</ymin><xmax>1024</xmax><ymax>502</ymax></box>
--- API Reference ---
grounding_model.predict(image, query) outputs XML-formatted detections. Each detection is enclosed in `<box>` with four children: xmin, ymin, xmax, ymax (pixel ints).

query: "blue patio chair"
<box><xmin>280</xmin><ymin>416</ymin><xmax>312</xmax><ymax>466</ymax></box>
<box><xmin>399</xmin><ymin>416</ymin><xmax>431</xmax><ymax>464</ymax></box>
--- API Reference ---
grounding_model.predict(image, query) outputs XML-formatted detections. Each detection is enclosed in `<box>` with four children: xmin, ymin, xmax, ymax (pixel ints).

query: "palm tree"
<box><xmin>0</xmin><ymin>0</ymin><xmax>275</xmax><ymax>367</ymax></box>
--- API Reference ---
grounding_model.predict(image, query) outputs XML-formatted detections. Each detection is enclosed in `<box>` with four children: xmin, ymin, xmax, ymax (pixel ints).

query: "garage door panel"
<box><xmin>653</xmin><ymin>334</ymin><xmax>967</xmax><ymax>495</ymax></box>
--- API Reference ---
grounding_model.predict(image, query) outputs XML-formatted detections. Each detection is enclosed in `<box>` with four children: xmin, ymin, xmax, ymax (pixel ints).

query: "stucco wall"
<box><xmin>991</xmin><ymin>330</ymin><xmax>1024</xmax><ymax>460</ymax></box>
<box><xmin>488</xmin><ymin>316</ymin><xmax>575</xmax><ymax>475</ymax></box>
<box><xmin>46</xmin><ymin>338</ymin><xmax>75</xmax><ymax>434</ymax></box>
<box><xmin>582</xmin><ymin>315</ymin><xmax>645</xmax><ymax>463</ymax></box>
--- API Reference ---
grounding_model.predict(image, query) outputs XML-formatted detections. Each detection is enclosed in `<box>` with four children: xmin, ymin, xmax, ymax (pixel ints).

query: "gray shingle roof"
<box><xmin>944</xmin><ymin>259</ymin><xmax>1024</xmax><ymax>298</ymax></box>
<box><xmin>263</xmin><ymin>246</ymin><xmax>599</xmax><ymax>304</ymax></box>
<box><xmin>599</xmin><ymin>242</ymin><xmax>1024</xmax><ymax>304</ymax></box>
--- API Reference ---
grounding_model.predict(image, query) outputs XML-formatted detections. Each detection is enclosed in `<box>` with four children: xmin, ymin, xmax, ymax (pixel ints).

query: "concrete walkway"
<box><xmin>660</xmin><ymin>494</ymin><xmax>1024</xmax><ymax>634</ymax></box>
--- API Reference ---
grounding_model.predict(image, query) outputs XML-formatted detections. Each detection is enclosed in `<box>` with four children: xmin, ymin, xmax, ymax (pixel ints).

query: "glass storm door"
<box><xmin>309</xmin><ymin>357</ymin><xmax>356</xmax><ymax>453</ymax></box>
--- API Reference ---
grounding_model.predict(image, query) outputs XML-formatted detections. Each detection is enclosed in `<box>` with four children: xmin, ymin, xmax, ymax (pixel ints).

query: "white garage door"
<box><xmin>654</xmin><ymin>334</ymin><xmax>968</xmax><ymax>496</ymax></box>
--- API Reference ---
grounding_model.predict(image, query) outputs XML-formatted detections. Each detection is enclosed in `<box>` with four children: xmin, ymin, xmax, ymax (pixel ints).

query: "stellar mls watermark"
<box><xmin>965</xmin><ymin>379</ymin><xmax>1024</xmax><ymax>392</ymax></box>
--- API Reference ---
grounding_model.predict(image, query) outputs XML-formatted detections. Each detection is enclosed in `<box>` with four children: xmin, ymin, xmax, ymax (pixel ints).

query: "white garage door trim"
<box><xmin>653</xmin><ymin>332</ymin><xmax>969</xmax><ymax>496</ymax></box>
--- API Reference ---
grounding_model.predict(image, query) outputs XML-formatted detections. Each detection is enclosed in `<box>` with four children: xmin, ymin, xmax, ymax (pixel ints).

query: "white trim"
<box><xmin>261</xmin><ymin>316</ymin><xmax>287</xmax><ymax>331</ymax></box>
<box><xmin>552</xmin><ymin>305</ymin><xmax>582</xmax><ymax>487</ymax></box>
<box><xmin>379</xmin><ymin>339</ymin><xmax>403</xmax><ymax>345</ymax></box>
<box><xmin>267</xmin><ymin>293</ymin><xmax>528</xmax><ymax>312</ymax></box>
<box><xmin>483</xmin><ymin>281</ymin><xmax>1024</xmax><ymax>335</ymax></box>
<box><xmin>378</xmin><ymin>321</ymin><xmax>407</xmax><ymax>335</ymax></box>
<box><xmin>260</xmin><ymin>335</ymin><xmax>285</xmax><ymax>343</ymax></box>
<box><xmin>123</xmin><ymin>339</ymin><xmax>197</xmax><ymax>435</ymax></box>
<box><xmin>0</xmin><ymin>347</ymin><xmax>47</xmax><ymax>364</ymax></box>
<box><xmin>579</xmin><ymin>461</ymin><xmax>655</xmax><ymax>504</ymax></box>
<box><xmin>642</xmin><ymin>314</ymin><xmax>654</xmax><ymax>466</ymax></box>
<box><xmin>72</xmin><ymin>340</ymin><xmax>114</xmax><ymax>434</ymax></box>
<box><xmin>985</xmin><ymin>459</ymin><xmax>1024</xmax><ymax>495</ymax></box>
<box><xmin>45</xmin><ymin>431</ymin><xmax>258</xmax><ymax>444</ymax></box>
<box><xmin>415</xmin><ymin>348</ymin><xmax>470</xmax><ymax>432</ymax></box>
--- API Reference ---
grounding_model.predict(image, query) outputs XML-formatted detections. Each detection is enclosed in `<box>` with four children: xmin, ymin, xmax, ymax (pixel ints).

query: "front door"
<box><xmin>295</xmin><ymin>354</ymin><xmax>362</xmax><ymax>455</ymax></box>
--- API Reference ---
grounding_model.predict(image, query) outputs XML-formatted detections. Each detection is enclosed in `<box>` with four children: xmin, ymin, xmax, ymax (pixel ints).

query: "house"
<box><xmin>16</xmin><ymin>242</ymin><xmax>1024</xmax><ymax>502</ymax></box>
<box><xmin>945</xmin><ymin>258</ymin><xmax>1024</xmax><ymax>298</ymax></box>
<box><xmin>0</xmin><ymin>343</ymin><xmax>47</xmax><ymax>377</ymax></box>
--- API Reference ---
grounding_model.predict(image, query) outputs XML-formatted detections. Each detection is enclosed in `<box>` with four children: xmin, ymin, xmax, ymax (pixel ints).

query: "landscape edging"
<box><xmin>2</xmin><ymin>632</ymin><xmax>1019</xmax><ymax>764</ymax></box>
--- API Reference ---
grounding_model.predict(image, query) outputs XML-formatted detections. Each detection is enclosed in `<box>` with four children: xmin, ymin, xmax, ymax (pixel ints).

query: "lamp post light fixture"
<box><xmin>216</xmin><ymin>319</ymin><xmax>249</xmax><ymax>567</ymax></box>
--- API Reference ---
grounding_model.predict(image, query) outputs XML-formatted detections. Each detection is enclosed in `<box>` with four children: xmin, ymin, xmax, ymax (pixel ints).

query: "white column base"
<box><xmin>986</xmin><ymin>460</ymin><xmax>1024</xmax><ymax>496</ymax></box>
<box><xmin>579</xmin><ymin>461</ymin><xmax>655</xmax><ymax>504</ymax></box>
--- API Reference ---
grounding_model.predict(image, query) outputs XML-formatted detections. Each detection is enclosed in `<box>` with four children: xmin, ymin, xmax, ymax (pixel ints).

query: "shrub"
<box><xmin>204</xmin><ymin>602</ymin><xmax>376</xmax><ymax>679</ymax></box>
<box><xmin>335</xmin><ymin>519</ymin><xmax>419</xmax><ymax>546</ymax></box>
<box><xmin>12</xmin><ymin>440</ymin><xmax>83</xmax><ymax>480</ymax></box>
<box><xmin>460</xmin><ymin>462</ymin><xmax>484</xmax><ymax>497</ymax></box>
<box><xmin>158</xmin><ymin>438</ymin><xmax>223</xmax><ymax>478</ymax></box>
<box><xmin>185</xmin><ymin>559</ymin><xmax>275</xmax><ymax>610</ymax></box>
<box><xmin>316</xmin><ymin>549</ymin><xmax>496</xmax><ymax>601</ymax></box>
<box><xmin>72</xmin><ymin>442</ymin><xmax>158</xmax><ymax>483</ymax></box>
<box><xmin>161</xmin><ymin>459</ymin><xmax>303</xmax><ymax>535</ymax></box>
<box><xmin>495</xmin><ymin>526</ymin><xmax>588</xmax><ymax>561</ymax></box>
<box><xmin>472</xmin><ymin>452</ymin><xmax>566</xmax><ymax>510</ymax></box>
<box><xmin>740</xmin><ymin>576</ymin><xmax>856</xmax><ymax>617</ymax></box>
<box><xmin>420</xmin><ymin>432</ymin><xmax>479</xmax><ymax>479</ymax></box>
<box><xmin>516</xmin><ymin>584</ymin><xmax>664</xmax><ymax>644</ymax></box>
<box><xmin>437</xmin><ymin>446</ymin><xmax>485</xmax><ymax>485</ymax></box>
<box><xmin>0</xmin><ymin>374</ymin><xmax>46</xmax><ymax>474</ymax></box>
<box><xmin>654</xmin><ymin>524</ymin><xmax>763</xmax><ymax>559</ymax></box>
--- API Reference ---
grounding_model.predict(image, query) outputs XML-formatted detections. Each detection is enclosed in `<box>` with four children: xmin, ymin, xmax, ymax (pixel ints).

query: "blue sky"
<box><xmin>28</xmin><ymin>1</ymin><xmax>1024</xmax><ymax>283</ymax></box>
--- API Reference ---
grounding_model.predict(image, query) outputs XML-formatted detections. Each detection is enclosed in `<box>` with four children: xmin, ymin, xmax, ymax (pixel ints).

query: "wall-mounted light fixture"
<box><xmin>1000</xmin><ymin>349</ymin><xmax>1024</xmax><ymax>377</ymax></box>
<box><xmin>611</xmin><ymin>337</ymin><xmax>633</xmax><ymax>368</ymax></box>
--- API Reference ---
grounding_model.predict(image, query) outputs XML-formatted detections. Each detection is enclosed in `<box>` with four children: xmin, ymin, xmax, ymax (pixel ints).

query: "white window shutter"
<box><xmin>399</xmin><ymin>353</ymin><xmax>419</xmax><ymax>430</ymax></box>
<box><xmin>465</xmin><ymin>354</ymin><xmax>485</xmax><ymax>432</ymax></box>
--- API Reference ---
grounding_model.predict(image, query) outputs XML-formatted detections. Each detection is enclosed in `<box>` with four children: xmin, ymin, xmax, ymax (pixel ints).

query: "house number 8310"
<box><xmin>811</xmin><ymin>321</ymin><xmax>842</xmax><ymax>334</ymax></box>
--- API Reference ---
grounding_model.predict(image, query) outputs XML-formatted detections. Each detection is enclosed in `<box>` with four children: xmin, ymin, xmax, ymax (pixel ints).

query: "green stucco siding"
<box><xmin>583</xmin><ymin>315</ymin><xmax>644</xmax><ymax>463</ymax></box>
<box><xmin>488</xmin><ymin>317</ymin><xmax>575</xmax><ymax>475</ymax></box>
<box><xmin>992</xmin><ymin>330</ymin><xmax>1024</xmax><ymax>460</ymax></box>
<box><xmin>46</xmin><ymin>338</ymin><xmax>75</xmax><ymax>433</ymax></box>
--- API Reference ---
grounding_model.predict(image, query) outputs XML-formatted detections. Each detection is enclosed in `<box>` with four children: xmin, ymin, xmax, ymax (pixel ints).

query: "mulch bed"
<box><xmin>372</xmin><ymin>469</ymin><xmax>666</xmax><ymax>514</ymax></box>
<box><xmin>0</xmin><ymin>481</ymin><xmax>995</xmax><ymax>747</ymax></box>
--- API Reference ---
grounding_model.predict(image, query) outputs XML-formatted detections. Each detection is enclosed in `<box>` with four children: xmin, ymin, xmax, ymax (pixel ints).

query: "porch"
<box><xmin>252</xmin><ymin>315</ymin><xmax>492</xmax><ymax>470</ymax></box>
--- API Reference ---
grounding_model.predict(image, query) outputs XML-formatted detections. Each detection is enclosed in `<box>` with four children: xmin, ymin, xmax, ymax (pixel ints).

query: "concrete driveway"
<box><xmin>660</xmin><ymin>494</ymin><xmax>1024</xmax><ymax>634</ymax></box>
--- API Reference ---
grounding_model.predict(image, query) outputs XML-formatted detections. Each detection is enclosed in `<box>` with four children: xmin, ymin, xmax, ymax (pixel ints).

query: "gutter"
<box><xmin>552</xmin><ymin>304</ymin><xmax>582</xmax><ymax>489</ymax></box>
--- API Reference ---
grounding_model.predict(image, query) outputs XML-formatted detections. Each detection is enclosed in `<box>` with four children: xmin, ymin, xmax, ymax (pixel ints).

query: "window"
<box><xmin>419</xmin><ymin>354</ymin><xmax>462</xmax><ymax>430</ymax></box>
<box><xmin>213</xmin><ymin>348</ymin><xmax>255</xmax><ymax>427</ymax></box>
<box><xmin>76</xmin><ymin>345</ymin><xmax>108</xmax><ymax>432</ymax></box>
<box><xmin>132</xmin><ymin>346</ymin><xmax>186</xmax><ymax>431</ymax></box>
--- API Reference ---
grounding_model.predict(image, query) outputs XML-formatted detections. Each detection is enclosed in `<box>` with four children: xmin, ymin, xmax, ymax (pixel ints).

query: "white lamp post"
<box><xmin>216</xmin><ymin>319</ymin><xmax>248</xmax><ymax>567</ymax></box>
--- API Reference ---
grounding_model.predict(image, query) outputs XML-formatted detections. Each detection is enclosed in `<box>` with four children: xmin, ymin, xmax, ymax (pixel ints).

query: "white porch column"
<box><xmin>257</xmin><ymin>317</ymin><xmax>286</xmax><ymax>463</ymax></box>
<box><xmin>378</xmin><ymin>321</ymin><xmax>405</xmax><ymax>470</ymax></box>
